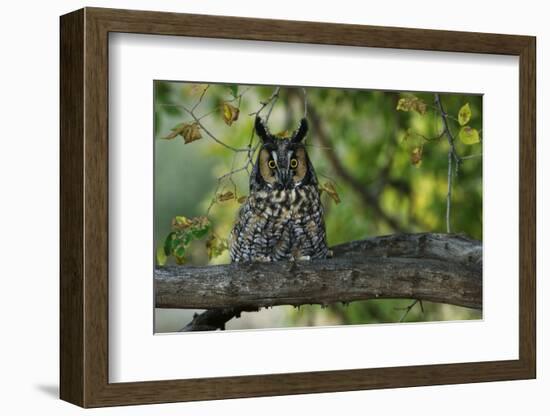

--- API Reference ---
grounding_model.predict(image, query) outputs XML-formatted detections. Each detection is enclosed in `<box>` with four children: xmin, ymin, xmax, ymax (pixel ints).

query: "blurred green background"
<box><xmin>154</xmin><ymin>81</ymin><xmax>483</xmax><ymax>332</ymax></box>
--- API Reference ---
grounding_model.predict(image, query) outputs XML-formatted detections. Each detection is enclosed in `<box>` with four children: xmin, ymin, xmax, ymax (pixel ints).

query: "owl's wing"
<box><xmin>291</xmin><ymin>187</ymin><xmax>330</xmax><ymax>260</ymax></box>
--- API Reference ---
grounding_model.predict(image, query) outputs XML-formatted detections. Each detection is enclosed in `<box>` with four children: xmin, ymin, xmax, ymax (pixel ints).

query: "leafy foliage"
<box><xmin>161</xmin><ymin>216</ymin><xmax>219</xmax><ymax>265</ymax></box>
<box><xmin>396</xmin><ymin>96</ymin><xmax>427</xmax><ymax>115</ymax></box>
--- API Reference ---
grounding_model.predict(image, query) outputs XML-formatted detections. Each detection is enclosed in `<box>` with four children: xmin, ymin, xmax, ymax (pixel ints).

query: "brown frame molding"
<box><xmin>60</xmin><ymin>7</ymin><xmax>536</xmax><ymax>408</ymax></box>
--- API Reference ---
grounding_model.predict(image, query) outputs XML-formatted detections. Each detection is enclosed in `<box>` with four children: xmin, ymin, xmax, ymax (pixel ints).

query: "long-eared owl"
<box><xmin>230</xmin><ymin>116</ymin><xmax>330</xmax><ymax>262</ymax></box>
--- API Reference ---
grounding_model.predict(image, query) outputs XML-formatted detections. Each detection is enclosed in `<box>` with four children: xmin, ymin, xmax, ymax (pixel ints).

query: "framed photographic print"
<box><xmin>60</xmin><ymin>7</ymin><xmax>536</xmax><ymax>408</ymax></box>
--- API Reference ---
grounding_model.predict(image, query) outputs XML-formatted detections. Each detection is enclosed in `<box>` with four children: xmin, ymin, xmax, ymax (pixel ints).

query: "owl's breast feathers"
<box><xmin>229</xmin><ymin>185</ymin><xmax>330</xmax><ymax>262</ymax></box>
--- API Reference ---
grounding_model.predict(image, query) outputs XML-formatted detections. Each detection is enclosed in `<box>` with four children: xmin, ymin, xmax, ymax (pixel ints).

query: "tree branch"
<box><xmin>155</xmin><ymin>233</ymin><xmax>482</xmax><ymax>318</ymax></box>
<box><xmin>434</xmin><ymin>93</ymin><xmax>461</xmax><ymax>233</ymax></box>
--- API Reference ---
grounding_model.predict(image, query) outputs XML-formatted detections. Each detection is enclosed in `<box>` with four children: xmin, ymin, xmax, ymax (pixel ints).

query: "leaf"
<box><xmin>161</xmin><ymin>130</ymin><xmax>179</xmax><ymax>140</ymax></box>
<box><xmin>161</xmin><ymin>122</ymin><xmax>186</xmax><ymax>140</ymax></box>
<box><xmin>237</xmin><ymin>195</ymin><xmax>248</xmax><ymax>204</ymax></box>
<box><xmin>229</xmin><ymin>85</ymin><xmax>239</xmax><ymax>98</ymax></box>
<box><xmin>172</xmin><ymin>215</ymin><xmax>193</xmax><ymax>230</ymax></box>
<box><xmin>163</xmin><ymin>232</ymin><xmax>176</xmax><ymax>256</ymax></box>
<box><xmin>206</xmin><ymin>235</ymin><xmax>229</xmax><ymax>259</ymax></box>
<box><xmin>181</xmin><ymin>122</ymin><xmax>202</xmax><ymax>144</ymax></box>
<box><xmin>458</xmin><ymin>126</ymin><xmax>480</xmax><ymax>145</ymax></box>
<box><xmin>192</xmin><ymin>227</ymin><xmax>210</xmax><ymax>239</ymax></box>
<box><xmin>170</xmin><ymin>122</ymin><xmax>188</xmax><ymax>132</ymax></box>
<box><xmin>217</xmin><ymin>191</ymin><xmax>235</xmax><ymax>202</ymax></box>
<box><xmin>410</xmin><ymin>146</ymin><xmax>423</xmax><ymax>166</ymax></box>
<box><xmin>162</xmin><ymin>122</ymin><xmax>202</xmax><ymax>143</ymax></box>
<box><xmin>222</xmin><ymin>103</ymin><xmax>240</xmax><ymax>126</ymax></box>
<box><xmin>156</xmin><ymin>246</ymin><xmax>167</xmax><ymax>266</ymax></box>
<box><xmin>319</xmin><ymin>182</ymin><xmax>341</xmax><ymax>204</ymax></box>
<box><xmin>458</xmin><ymin>103</ymin><xmax>472</xmax><ymax>126</ymax></box>
<box><xmin>275</xmin><ymin>130</ymin><xmax>290</xmax><ymax>139</ymax></box>
<box><xmin>396</xmin><ymin>96</ymin><xmax>427</xmax><ymax>115</ymax></box>
<box><xmin>175</xmin><ymin>246</ymin><xmax>186</xmax><ymax>258</ymax></box>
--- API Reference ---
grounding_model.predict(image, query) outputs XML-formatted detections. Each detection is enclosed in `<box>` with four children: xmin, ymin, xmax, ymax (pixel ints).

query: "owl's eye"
<box><xmin>268</xmin><ymin>160</ymin><xmax>276</xmax><ymax>169</ymax></box>
<box><xmin>290</xmin><ymin>158</ymin><xmax>298</xmax><ymax>169</ymax></box>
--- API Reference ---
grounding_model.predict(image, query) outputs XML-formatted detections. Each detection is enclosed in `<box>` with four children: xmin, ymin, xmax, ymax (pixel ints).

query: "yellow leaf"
<box><xmin>396</xmin><ymin>96</ymin><xmax>427</xmax><ymax>115</ymax></box>
<box><xmin>156</xmin><ymin>246</ymin><xmax>167</xmax><ymax>266</ymax></box>
<box><xmin>320</xmin><ymin>182</ymin><xmax>341</xmax><ymax>204</ymax></box>
<box><xmin>217</xmin><ymin>191</ymin><xmax>235</xmax><ymax>202</ymax></box>
<box><xmin>171</xmin><ymin>215</ymin><xmax>210</xmax><ymax>231</ymax></box>
<box><xmin>458</xmin><ymin>103</ymin><xmax>472</xmax><ymax>126</ymax></box>
<box><xmin>458</xmin><ymin>126</ymin><xmax>480</xmax><ymax>145</ymax></box>
<box><xmin>222</xmin><ymin>102</ymin><xmax>240</xmax><ymax>126</ymax></box>
<box><xmin>172</xmin><ymin>215</ymin><xmax>192</xmax><ymax>229</ymax></box>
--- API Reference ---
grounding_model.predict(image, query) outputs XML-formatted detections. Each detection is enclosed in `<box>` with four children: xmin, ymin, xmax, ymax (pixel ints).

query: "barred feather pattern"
<box><xmin>230</xmin><ymin>185</ymin><xmax>330</xmax><ymax>262</ymax></box>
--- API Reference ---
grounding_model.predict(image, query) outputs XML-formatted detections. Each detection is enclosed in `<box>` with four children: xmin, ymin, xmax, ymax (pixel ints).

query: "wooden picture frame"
<box><xmin>60</xmin><ymin>7</ymin><xmax>536</xmax><ymax>408</ymax></box>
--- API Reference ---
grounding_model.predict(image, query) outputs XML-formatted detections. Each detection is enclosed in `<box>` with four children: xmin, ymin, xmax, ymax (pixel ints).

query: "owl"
<box><xmin>229</xmin><ymin>116</ymin><xmax>330</xmax><ymax>262</ymax></box>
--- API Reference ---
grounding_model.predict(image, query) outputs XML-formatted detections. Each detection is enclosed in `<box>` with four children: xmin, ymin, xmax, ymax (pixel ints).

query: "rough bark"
<box><xmin>155</xmin><ymin>233</ymin><xmax>482</xmax><ymax>319</ymax></box>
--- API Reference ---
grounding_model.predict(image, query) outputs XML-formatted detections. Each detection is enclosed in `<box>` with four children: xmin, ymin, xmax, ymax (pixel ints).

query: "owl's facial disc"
<box><xmin>258</xmin><ymin>144</ymin><xmax>309</xmax><ymax>190</ymax></box>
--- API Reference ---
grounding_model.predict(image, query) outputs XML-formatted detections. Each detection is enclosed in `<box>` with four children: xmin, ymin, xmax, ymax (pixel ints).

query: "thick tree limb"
<box><xmin>155</xmin><ymin>233</ymin><xmax>482</xmax><ymax>321</ymax></box>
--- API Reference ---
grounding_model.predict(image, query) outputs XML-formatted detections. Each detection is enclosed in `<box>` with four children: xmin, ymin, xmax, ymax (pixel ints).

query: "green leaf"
<box><xmin>156</xmin><ymin>246</ymin><xmax>167</xmax><ymax>266</ymax></box>
<box><xmin>229</xmin><ymin>85</ymin><xmax>238</xmax><ymax>98</ymax></box>
<box><xmin>175</xmin><ymin>246</ymin><xmax>186</xmax><ymax>258</ymax></box>
<box><xmin>458</xmin><ymin>126</ymin><xmax>480</xmax><ymax>145</ymax></box>
<box><xmin>458</xmin><ymin>103</ymin><xmax>472</xmax><ymax>126</ymax></box>
<box><xmin>163</xmin><ymin>232</ymin><xmax>176</xmax><ymax>256</ymax></box>
<box><xmin>164</xmin><ymin>106</ymin><xmax>181</xmax><ymax>116</ymax></box>
<box><xmin>192</xmin><ymin>227</ymin><xmax>210</xmax><ymax>239</ymax></box>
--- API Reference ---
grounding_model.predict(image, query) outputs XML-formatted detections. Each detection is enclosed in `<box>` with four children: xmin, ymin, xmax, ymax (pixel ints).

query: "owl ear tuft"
<box><xmin>291</xmin><ymin>118</ymin><xmax>309</xmax><ymax>143</ymax></box>
<box><xmin>255</xmin><ymin>116</ymin><xmax>273</xmax><ymax>144</ymax></box>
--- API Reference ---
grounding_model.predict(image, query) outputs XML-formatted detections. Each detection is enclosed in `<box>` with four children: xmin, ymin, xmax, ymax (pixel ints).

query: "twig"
<box><xmin>265</xmin><ymin>91</ymin><xmax>279</xmax><ymax>122</ymax></box>
<box><xmin>434</xmin><ymin>93</ymin><xmax>460</xmax><ymax>233</ymax></box>
<box><xmin>191</xmin><ymin>84</ymin><xmax>210</xmax><ymax>112</ymax></box>
<box><xmin>396</xmin><ymin>299</ymin><xmax>424</xmax><ymax>322</ymax></box>
<box><xmin>180</xmin><ymin>105</ymin><xmax>248</xmax><ymax>153</ymax></box>
<box><xmin>248</xmin><ymin>87</ymin><xmax>281</xmax><ymax>117</ymax></box>
<box><xmin>205</xmin><ymin>87</ymin><xmax>281</xmax><ymax>217</ymax></box>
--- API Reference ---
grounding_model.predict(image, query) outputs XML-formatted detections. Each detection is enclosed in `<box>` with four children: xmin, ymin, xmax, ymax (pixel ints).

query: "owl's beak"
<box><xmin>278</xmin><ymin>169</ymin><xmax>293</xmax><ymax>189</ymax></box>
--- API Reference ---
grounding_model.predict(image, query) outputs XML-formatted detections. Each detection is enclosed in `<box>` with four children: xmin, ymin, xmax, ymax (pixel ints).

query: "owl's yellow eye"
<box><xmin>268</xmin><ymin>160</ymin><xmax>276</xmax><ymax>169</ymax></box>
<box><xmin>290</xmin><ymin>158</ymin><xmax>298</xmax><ymax>168</ymax></box>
